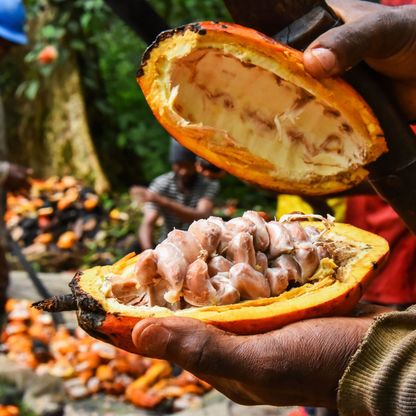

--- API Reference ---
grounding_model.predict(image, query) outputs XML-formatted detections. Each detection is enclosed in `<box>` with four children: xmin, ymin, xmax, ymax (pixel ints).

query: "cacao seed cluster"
<box><xmin>105</xmin><ymin>212</ymin><xmax>330</xmax><ymax>309</ymax></box>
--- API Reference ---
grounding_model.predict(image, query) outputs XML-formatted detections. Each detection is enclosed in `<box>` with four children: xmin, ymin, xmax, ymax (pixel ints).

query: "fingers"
<box><xmin>327</xmin><ymin>0</ymin><xmax>385</xmax><ymax>23</ymax></box>
<box><xmin>132</xmin><ymin>317</ymin><xmax>262</xmax><ymax>381</ymax></box>
<box><xmin>304</xmin><ymin>5</ymin><xmax>411</xmax><ymax>78</ymax></box>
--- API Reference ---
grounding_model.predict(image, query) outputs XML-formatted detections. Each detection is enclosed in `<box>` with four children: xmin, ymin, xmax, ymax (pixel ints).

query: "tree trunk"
<box><xmin>43</xmin><ymin>56</ymin><xmax>109</xmax><ymax>193</ymax></box>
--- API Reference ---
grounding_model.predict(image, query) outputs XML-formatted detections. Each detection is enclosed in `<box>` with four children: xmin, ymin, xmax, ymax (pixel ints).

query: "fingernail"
<box><xmin>310</xmin><ymin>48</ymin><xmax>337</xmax><ymax>74</ymax></box>
<box><xmin>133</xmin><ymin>324</ymin><xmax>171</xmax><ymax>358</ymax></box>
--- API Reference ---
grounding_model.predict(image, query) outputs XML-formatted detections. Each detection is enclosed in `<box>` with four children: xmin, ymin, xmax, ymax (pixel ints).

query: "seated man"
<box><xmin>132</xmin><ymin>139</ymin><xmax>220</xmax><ymax>249</ymax></box>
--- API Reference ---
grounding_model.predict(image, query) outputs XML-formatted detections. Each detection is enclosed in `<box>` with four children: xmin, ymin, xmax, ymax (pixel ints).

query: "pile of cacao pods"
<box><xmin>5</xmin><ymin>176</ymin><xmax>136</xmax><ymax>271</ymax></box>
<box><xmin>0</xmin><ymin>299</ymin><xmax>210</xmax><ymax>410</ymax></box>
<box><xmin>0</xmin><ymin>406</ymin><xmax>19</xmax><ymax>416</ymax></box>
<box><xmin>106</xmin><ymin>212</ymin><xmax>331</xmax><ymax>309</ymax></box>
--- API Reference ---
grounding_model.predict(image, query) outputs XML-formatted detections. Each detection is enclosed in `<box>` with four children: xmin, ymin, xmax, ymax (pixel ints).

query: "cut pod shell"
<box><xmin>137</xmin><ymin>22</ymin><xmax>387</xmax><ymax>195</ymax></box>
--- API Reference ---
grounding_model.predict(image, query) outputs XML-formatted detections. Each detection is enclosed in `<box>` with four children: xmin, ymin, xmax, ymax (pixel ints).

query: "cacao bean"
<box><xmin>271</xmin><ymin>254</ymin><xmax>302</xmax><ymax>282</ymax></box>
<box><xmin>208</xmin><ymin>255</ymin><xmax>232</xmax><ymax>276</ymax></box>
<box><xmin>211</xmin><ymin>273</ymin><xmax>240</xmax><ymax>305</ymax></box>
<box><xmin>207</xmin><ymin>216</ymin><xmax>228</xmax><ymax>253</ymax></box>
<box><xmin>304</xmin><ymin>225</ymin><xmax>320</xmax><ymax>241</ymax></box>
<box><xmin>148</xmin><ymin>280</ymin><xmax>170</xmax><ymax>308</ymax></box>
<box><xmin>255</xmin><ymin>252</ymin><xmax>268</xmax><ymax>274</ymax></box>
<box><xmin>183</xmin><ymin>259</ymin><xmax>216</xmax><ymax>307</ymax></box>
<box><xmin>226</xmin><ymin>232</ymin><xmax>256</xmax><ymax>267</ymax></box>
<box><xmin>225</xmin><ymin>217</ymin><xmax>256</xmax><ymax>240</ymax></box>
<box><xmin>189</xmin><ymin>219</ymin><xmax>221</xmax><ymax>256</ymax></box>
<box><xmin>217</xmin><ymin>217</ymin><xmax>257</xmax><ymax>254</ymax></box>
<box><xmin>265</xmin><ymin>268</ymin><xmax>289</xmax><ymax>296</ymax></box>
<box><xmin>111</xmin><ymin>277</ymin><xmax>141</xmax><ymax>304</ymax></box>
<box><xmin>134</xmin><ymin>249</ymin><xmax>158</xmax><ymax>286</ymax></box>
<box><xmin>267</xmin><ymin>221</ymin><xmax>294</xmax><ymax>257</ymax></box>
<box><xmin>155</xmin><ymin>242</ymin><xmax>188</xmax><ymax>303</ymax></box>
<box><xmin>243</xmin><ymin>211</ymin><xmax>270</xmax><ymax>251</ymax></box>
<box><xmin>294</xmin><ymin>243</ymin><xmax>320</xmax><ymax>283</ymax></box>
<box><xmin>166</xmin><ymin>230</ymin><xmax>203</xmax><ymax>263</ymax></box>
<box><xmin>283</xmin><ymin>222</ymin><xmax>309</xmax><ymax>243</ymax></box>
<box><xmin>229</xmin><ymin>263</ymin><xmax>270</xmax><ymax>300</ymax></box>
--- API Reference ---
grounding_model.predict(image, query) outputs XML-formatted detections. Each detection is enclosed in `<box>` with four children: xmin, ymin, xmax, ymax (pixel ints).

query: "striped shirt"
<box><xmin>144</xmin><ymin>172</ymin><xmax>220</xmax><ymax>240</ymax></box>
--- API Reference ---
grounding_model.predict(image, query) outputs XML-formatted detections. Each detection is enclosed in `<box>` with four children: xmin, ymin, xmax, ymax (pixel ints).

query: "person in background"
<box><xmin>131</xmin><ymin>139</ymin><xmax>220</xmax><ymax>250</ymax></box>
<box><xmin>129</xmin><ymin>1</ymin><xmax>416</xmax><ymax>415</ymax></box>
<box><xmin>0</xmin><ymin>0</ymin><xmax>31</xmax><ymax>316</ymax></box>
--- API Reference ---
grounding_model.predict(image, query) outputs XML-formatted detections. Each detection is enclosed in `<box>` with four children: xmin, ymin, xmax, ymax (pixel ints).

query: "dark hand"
<box><xmin>130</xmin><ymin>186</ymin><xmax>158</xmax><ymax>203</ymax></box>
<box><xmin>303</xmin><ymin>0</ymin><xmax>416</xmax><ymax>119</ymax></box>
<box><xmin>132</xmin><ymin>313</ymin><xmax>377</xmax><ymax>408</ymax></box>
<box><xmin>4</xmin><ymin>164</ymin><xmax>31</xmax><ymax>192</ymax></box>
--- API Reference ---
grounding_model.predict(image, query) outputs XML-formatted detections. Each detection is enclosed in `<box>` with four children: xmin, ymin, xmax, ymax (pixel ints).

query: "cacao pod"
<box><xmin>138</xmin><ymin>22</ymin><xmax>387</xmax><ymax>195</ymax></box>
<box><xmin>34</xmin><ymin>217</ymin><xmax>388</xmax><ymax>354</ymax></box>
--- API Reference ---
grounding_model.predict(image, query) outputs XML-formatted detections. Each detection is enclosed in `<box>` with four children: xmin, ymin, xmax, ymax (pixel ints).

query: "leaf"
<box><xmin>25</xmin><ymin>80</ymin><xmax>40</xmax><ymax>101</ymax></box>
<box><xmin>70</xmin><ymin>39</ymin><xmax>86</xmax><ymax>51</ymax></box>
<box><xmin>80</xmin><ymin>13</ymin><xmax>92</xmax><ymax>30</ymax></box>
<box><xmin>40</xmin><ymin>24</ymin><xmax>57</xmax><ymax>39</ymax></box>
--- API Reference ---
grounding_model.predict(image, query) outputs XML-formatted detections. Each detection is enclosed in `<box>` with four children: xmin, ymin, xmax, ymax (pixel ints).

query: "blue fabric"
<box><xmin>0</xmin><ymin>0</ymin><xmax>27</xmax><ymax>45</ymax></box>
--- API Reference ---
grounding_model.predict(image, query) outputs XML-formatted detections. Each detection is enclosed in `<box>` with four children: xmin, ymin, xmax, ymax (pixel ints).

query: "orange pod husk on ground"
<box><xmin>33</xmin><ymin>222</ymin><xmax>388</xmax><ymax>354</ymax></box>
<box><xmin>137</xmin><ymin>22</ymin><xmax>387</xmax><ymax>195</ymax></box>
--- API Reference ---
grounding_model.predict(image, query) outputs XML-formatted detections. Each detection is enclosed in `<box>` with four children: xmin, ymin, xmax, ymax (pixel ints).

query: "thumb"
<box><xmin>303</xmin><ymin>7</ymin><xmax>408</xmax><ymax>78</ymax></box>
<box><xmin>132</xmin><ymin>317</ymin><xmax>258</xmax><ymax>380</ymax></box>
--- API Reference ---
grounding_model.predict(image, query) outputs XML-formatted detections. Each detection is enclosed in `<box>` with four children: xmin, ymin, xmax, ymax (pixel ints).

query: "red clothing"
<box><xmin>381</xmin><ymin>0</ymin><xmax>416</xmax><ymax>3</ymax></box>
<box><xmin>346</xmin><ymin>196</ymin><xmax>416</xmax><ymax>305</ymax></box>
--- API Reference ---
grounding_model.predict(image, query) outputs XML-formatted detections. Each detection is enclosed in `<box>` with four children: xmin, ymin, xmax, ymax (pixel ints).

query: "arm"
<box><xmin>139</xmin><ymin>209</ymin><xmax>159</xmax><ymax>250</ymax></box>
<box><xmin>339</xmin><ymin>305</ymin><xmax>416</xmax><ymax>415</ymax></box>
<box><xmin>132</xmin><ymin>180</ymin><xmax>219</xmax><ymax>223</ymax></box>
<box><xmin>149</xmin><ymin>195</ymin><xmax>214</xmax><ymax>223</ymax></box>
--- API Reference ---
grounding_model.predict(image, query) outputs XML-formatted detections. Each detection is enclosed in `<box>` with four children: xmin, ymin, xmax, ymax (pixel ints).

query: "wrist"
<box><xmin>152</xmin><ymin>193</ymin><xmax>166</xmax><ymax>205</ymax></box>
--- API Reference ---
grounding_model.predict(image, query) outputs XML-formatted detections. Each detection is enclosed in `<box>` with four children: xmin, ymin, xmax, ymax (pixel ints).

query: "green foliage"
<box><xmin>94</xmin><ymin>0</ymin><xmax>231</xmax><ymax>184</ymax></box>
<box><xmin>1</xmin><ymin>0</ymin><xmax>276</xmax><ymax>213</ymax></box>
<box><xmin>149</xmin><ymin>0</ymin><xmax>230</xmax><ymax>24</ymax></box>
<box><xmin>17</xmin><ymin>0</ymin><xmax>230</xmax><ymax>184</ymax></box>
<box><xmin>96</xmin><ymin>19</ymin><xmax>169</xmax><ymax>184</ymax></box>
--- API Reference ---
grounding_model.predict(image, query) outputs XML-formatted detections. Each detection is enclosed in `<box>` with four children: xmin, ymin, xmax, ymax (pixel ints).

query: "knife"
<box><xmin>225</xmin><ymin>0</ymin><xmax>416</xmax><ymax>233</ymax></box>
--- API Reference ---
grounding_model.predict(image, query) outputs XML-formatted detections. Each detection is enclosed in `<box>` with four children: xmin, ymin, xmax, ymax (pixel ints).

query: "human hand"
<box><xmin>4</xmin><ymin>164</ymin><xmax>31</xmax><ymax>192</ymax></box>
<box><xmin>303</xmin><ymin>0</ymin><xmax>416</xmax><ymax>119</ymax></box>
<box><xmin>131</xmin><ymin>307</ymin><xmax>388</xmax><ymax>408</ymax></box>
<box><xmin>130</xmin><ymin>186</ymin><xmax>158</xmax><ymax>203</ymax></box>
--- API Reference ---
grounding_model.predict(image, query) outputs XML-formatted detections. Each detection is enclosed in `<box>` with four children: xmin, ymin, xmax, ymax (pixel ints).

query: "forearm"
<box><xmin>154</xmin><ymin>195</ymin><xmax>211</xmax><ymax>222</ymax></box>
<box><xmin>338</xmin><ymin>306</ymin><xmax>416</xmax><ymax>415</ymax></box>
<box><xmin>139</xmin><ymin>223</ymin><xmax>154</xmax><ymax>250</ymax></box>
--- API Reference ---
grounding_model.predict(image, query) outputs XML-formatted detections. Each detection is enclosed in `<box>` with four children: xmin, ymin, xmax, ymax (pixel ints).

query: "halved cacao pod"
<box><xmin>138</xmin><ymin>22</ymin><xmax>387</xmax><ymax>195</ymax></box>
<box><xmin>34</xmin><ymin>221</ymin><xmax>388</xmax><ymax>354</ymax></box>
